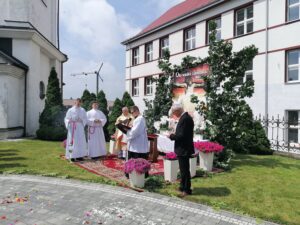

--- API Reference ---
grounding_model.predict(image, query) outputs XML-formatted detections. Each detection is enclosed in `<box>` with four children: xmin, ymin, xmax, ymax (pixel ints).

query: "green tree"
<box><xmin>37</xmin><ymin>67</ymin><xmax>66</xmax><ymax>141</ymax></box>
<box><xmin>108</xmin><ymin>98</ymin><xmax>123</xmax><ymax>135</ymax></box>
<box><xmin>144</xmin><ymin>50</ymin><xmax>174</xmax><ymax>133</ymax></box>
<box><xmin>81</xmin><ymin>89</ymin><xmax>92</xmax><ymax>110</ymax></box>
<box><xmin>121</xmin><ymin>91</ymin><xmax>135</xmax><ymax>108</ymax></box>
<box><xmin>97</xmin><ymin>90</ymin><xmax>110</xmax><ymax>141</ymax></box>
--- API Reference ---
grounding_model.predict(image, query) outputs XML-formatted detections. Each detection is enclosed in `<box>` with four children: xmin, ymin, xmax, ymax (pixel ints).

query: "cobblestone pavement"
<box><xmin>0</xmin><ymin>175</ymin><xmax>278</xmax><ymax>225</ymax></box>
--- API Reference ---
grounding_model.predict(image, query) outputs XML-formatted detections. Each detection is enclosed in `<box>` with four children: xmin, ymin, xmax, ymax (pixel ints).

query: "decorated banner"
<box><xmin>172</xmin><ymin>64</ymin><xmax>209</xmax><ymax>115</ymax></box>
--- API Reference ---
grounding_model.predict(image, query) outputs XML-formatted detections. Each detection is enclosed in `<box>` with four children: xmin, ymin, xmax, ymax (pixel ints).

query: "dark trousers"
<box><xmin>178</xmin><ymin>156</ymin><xmax>192</xmax><ymax>194</ymax></box>
<box><xmin>125</xmin><ymin>151</ymin><xmax>149</xmax><ymax>178</ymax></box>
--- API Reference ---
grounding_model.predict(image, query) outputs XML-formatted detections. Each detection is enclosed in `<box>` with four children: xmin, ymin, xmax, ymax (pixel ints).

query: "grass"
<box><xmin>0</xmin><ymin>140</ymin><xmax>299</xmax><ymax>225</ymax></box>
<box><xmin>0</xmin><ymin>139</ymin><xmax>115</xmax><ymax>185</ymax></box>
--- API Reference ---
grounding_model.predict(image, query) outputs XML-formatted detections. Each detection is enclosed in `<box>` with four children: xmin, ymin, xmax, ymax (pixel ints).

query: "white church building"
<box><xmin>0</xmin><ymin>0</ymin><xmax>67</xmax><ymax>139</ymax></box>
<box><xmin>122</xmin><ymin>0</ymin><xmax>300</xmax><ymax>145</ymax></box>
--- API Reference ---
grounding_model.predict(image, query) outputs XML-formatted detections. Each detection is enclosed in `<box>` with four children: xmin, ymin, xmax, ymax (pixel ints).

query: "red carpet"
<box><xmin>62</xmin><ymin>154</ymin><xmax>164</xmax><ymax>189</ymax></box>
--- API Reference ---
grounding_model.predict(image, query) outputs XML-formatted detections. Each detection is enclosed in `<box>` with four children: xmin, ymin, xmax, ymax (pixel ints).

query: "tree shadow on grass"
<box><xmin>0</xmin><ymin>163</ymin><xmax>27</xmax><ymax>170</ymax></box>
<box><xmin>193</xmin><ymin>187</ymin><xmax>231</xmax><ymax>197</ymax></box>
<box><xmin>0</xmin><ymin>153</ymin><xmax>18</xmax><ymax>157</ymax></box>
<box><xmin>0</xmin><ymin>157</ymin><xmax>26</xmax><ymax>161</ymax></box>
<box><xmin>233</xmin><ymin>154</ymin><xmax>300</xmax><ymax>170</ymax></box>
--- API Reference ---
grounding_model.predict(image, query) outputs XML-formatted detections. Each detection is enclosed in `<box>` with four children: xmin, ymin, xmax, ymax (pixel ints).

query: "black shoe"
<box><xmin>91</xmin><ymin>157</ymin><xmax>100</xmax><ymax>160</ymax></box>
<box><xmin>70</xmin><ymin>158</ymin><xmax>75</xmax><ymax>162</ymax></box>
<box><xmin>76</xmin><ymin>157</ymin><xmax>84</xmax><ymax>161</ymax></box>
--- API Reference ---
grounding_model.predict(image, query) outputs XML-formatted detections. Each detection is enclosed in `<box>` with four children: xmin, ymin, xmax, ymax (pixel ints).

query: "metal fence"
<box><xmin>256</xmin><ymin>115</ymin><xmax>300</xmax><ymax>154</ymax></box>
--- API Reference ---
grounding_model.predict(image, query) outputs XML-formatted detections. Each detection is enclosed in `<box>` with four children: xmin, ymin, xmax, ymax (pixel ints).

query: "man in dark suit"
<box><xmin>168</xmin><ymin>103</ymin><xmax>194</xmax><ymax>196</ymax></box>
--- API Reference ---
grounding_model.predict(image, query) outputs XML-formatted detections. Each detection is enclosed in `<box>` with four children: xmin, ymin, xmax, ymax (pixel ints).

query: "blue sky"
<box><xmin>60</xmin><ymin>0</ymin><xmax>184</xmax><ymax>101</ymax></box>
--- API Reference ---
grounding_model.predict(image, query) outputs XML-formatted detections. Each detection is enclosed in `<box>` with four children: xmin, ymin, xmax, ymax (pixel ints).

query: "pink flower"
<box><xmin>194</xmin><ymin>141</ymin><xmax>224</xmax><ymax>153</ymax></box>
<box><xmin>124</xmin><ymin>158</ymin><xmax>151</xmax><ymax>174</ymax></box>
<box><xmin>164</xmin><ymin>152</ymin><xmax>177</xmax><ymax>160</ymax></box>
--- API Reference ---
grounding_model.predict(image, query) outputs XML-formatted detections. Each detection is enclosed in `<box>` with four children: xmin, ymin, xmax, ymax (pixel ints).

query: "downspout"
<box><xmin>24</xmin><ymin>70</ymin><xmax>28</xmax><ymax>137</ymax></box>
<box><xmin>264</xmin><ymin>0</ymin><xmax>269</xmax><ymax>129</ymax></box>
<box><xmin>57</xmin><ymin>0</ymin><xmax>63</xmax><ymax>96</ymax></box>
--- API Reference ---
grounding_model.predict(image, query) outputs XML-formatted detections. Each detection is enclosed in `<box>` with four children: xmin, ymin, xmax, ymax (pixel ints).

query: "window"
<box><xmin>160</xmin><ymin>37</ymin><xmax>169</xmax><ymax>58</ymax></box>
<box><xmin>39</xmin><ymin>81</ymin><xmax>45</xmax><ymax>99</ymax></box>
<box><xmin>287</xmin><ymin>0</ymin><xmax>300</xmax><ymax>22</ymax></box>
<box><xmin>287</xmin><ymin>49</ymin><xmax>300</xmax><ymax>82</ymax></box>
<box><xmin>287</xmin><ymin>110</ymin><xmax>299</xmax><ymax>143</ymax></box>
<box><xmin>207</xmin><ymin>17</ymin><xmax>221</xmax><ymax>44</ymax></box>
<box><xmin>145</xmin><ymin>42</ymin><xmax>153</xmax><ymax>62</ymax></box>
<box><xmin>132</xmin><ymin>79</ymin><xmax>139</xmax><ymax>96</ymax></box>
<box><xmin>184</xmin><ymin>26</ymin><xmax>196</xmax><ymax>51</ymax></box>
<box><xmin>144</xmin><ymin>77</ymin><xmax>153</xmax><ymax>95</ymax></box>
<box><xmin>237</xmin><ymin>61</ymin><xmax>253</xmax><ymax>85</ymax></box>
<box><xmin>132</xmin><ymin>47</ymin><xmax>139</xmax><ymax>66</ymax></box>
<box><xmin>236</xmin><ymin>5</ymin><xmax>254</xmax><ymax>36</ymax></box>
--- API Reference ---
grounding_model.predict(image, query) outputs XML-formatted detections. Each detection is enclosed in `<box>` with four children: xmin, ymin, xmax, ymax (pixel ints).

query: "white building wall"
<box><xmin>0</xmin><ymin>0</ymin><xmax>58</xmax><ymax>46</ymax></box>
<box><xmin>125</xmin><ymin>0</ymin><xmax>300</xmax><ymax>120</ymax></box>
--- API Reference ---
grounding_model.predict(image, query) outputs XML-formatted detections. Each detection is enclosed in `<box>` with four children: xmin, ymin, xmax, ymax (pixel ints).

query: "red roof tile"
<box><xmin>140</xmin><ymin>0</ymin><xmax>215</xmax><ymax>34</ymax></box>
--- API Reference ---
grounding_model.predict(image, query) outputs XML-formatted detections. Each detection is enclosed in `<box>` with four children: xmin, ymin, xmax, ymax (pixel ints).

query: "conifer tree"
<box><xmin>37</xmin><ymin>67</ymin><xmax>66</xmax><ymax>140</ymax></box>
<box><xmin>97</xmin><ymin>90</ymin><xmax>110</xmax><ymax>141</ymax></box>
<box><xmin>81</xmin><ymin>89</ymin><xmax>92</xmax><ymax>110</ymax></box>
<box><xmin>108</xmin><ymin>98</ymin><xmax>123</xmax><ymax>135</ymax></box>
<box><xmin>121</xmin><ymin>91</ymin><xmax>135</xmax><ymax>108</ymax></box>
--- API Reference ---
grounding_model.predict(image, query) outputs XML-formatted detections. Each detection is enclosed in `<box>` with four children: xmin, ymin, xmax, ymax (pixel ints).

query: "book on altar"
<box><xmin>116</xmin><ymin>123</ymin><xmax>131</xmax><ymax>134</ymax></box>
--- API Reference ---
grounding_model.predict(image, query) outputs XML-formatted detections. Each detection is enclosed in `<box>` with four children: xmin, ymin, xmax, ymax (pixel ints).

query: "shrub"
<box><xmin>36</xmin><ymin>125</ymin><xmax>67</xmax><ymax>141</ymax></box>
<box><xmin>144</xmin><ymin>176</ymin><xmax>164</xmax><ymax>192</ymax></box>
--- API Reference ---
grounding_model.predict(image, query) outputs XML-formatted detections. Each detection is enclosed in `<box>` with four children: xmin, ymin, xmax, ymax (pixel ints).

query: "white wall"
<box><xmin>124</xmin><ymin>0</ymin><xmax>300</xmax><ymax>119</ymax></box>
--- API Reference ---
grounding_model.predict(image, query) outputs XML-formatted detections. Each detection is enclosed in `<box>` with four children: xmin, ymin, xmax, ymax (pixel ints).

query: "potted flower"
<box><xmin>194</xmin><ymin>141</ymin><xmax>224</xmax><ymax>171</ymax></box>
<box><xmin>190</xmin><ymin>153</ymin><xmax>198</xmax><ymax>177</ymax></box>
<box><xmin>124</xmin><ymin>158</ymin><xmax>151</xmax><ymax>188</ymax></box>
<box><xmin>163</xmin><ymin>152</ymin><xmax>179</xmax><ymax>182</ymax></box>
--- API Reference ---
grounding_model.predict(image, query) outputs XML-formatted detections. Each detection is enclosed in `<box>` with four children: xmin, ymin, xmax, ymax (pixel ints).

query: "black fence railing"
<box><xmin>256</xmin><ymin>115</ymin><xmax>300</xmax><ymax>154</ymax></box>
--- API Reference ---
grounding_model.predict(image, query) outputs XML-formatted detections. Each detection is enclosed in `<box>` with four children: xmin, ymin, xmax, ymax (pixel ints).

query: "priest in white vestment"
<box><xmin>64</xmin><ymin>98</ymin><xmax>87</xmax><ymax>161</ymax></box>
<box><xmin>87</xmin><ymin>101</ymin><xmax>107</xmax><ymax>159</ymax></box>
<box><xmin>114</xmin><ymin>107</ymin><xmax>134</xmax><ymax>158</ymax></box>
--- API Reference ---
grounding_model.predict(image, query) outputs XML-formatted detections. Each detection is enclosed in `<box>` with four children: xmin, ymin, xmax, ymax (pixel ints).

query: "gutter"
<box><xmin>121</xmin><ymin>0</ymin><xmax>226</xmax><ymax>45</ymax></box>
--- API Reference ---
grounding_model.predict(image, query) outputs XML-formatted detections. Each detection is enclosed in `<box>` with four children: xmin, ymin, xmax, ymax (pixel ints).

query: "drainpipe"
<box><xmin>24</xmin><ymin>70</ymin><xmax>28</xmax><ymax>137</ymax></box>
<box><xmin>264</xmin><ymin>0</ymin><xmax>269</xmax><ymax>129</ymax></box>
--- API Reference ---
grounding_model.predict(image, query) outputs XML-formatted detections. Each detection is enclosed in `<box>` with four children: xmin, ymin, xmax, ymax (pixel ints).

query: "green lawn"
<box><xmin>0</xmin><ymin>140</ymin><xmax>299</xmax><ymax>225</ymax></box>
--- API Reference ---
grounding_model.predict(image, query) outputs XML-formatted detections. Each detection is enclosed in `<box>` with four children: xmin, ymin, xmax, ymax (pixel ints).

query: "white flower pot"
<box><xmin>129</xmin><ymin>170</ymin><xmax>145</xmax><ymax>188</ymax></box>
<box><xmin>199</xmin><ymin>152</ymin><xmax>214</xmax><ymax>172</ymax></box>
<box><xmin>163</xmin><ymin>159</ymin><xmax>179</xmax><ymax>182</ymax></box>
<box><xmin>190</xmin><ymin>157</ymin><xmax>197</xmax><ymax>177</ymax></box>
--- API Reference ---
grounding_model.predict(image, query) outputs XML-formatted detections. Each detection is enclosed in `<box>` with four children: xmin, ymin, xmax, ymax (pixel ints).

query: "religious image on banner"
<box><xmin>172</xmin><ymin>64</ymin><xmax>209</xmax><ymax>115</ymax></box>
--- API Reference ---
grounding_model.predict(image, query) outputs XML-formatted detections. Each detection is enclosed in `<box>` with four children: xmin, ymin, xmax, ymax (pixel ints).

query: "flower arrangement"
<box><xmin>124</xmin><ymin>158</ymin><xmax>151</xmax><ymax>174</ymax></box>
<box><xmin>164</xmin><ymin>152</ymin><xmax>177</xmax><ymax>160</ymax></box>
<box><xmin>194</xmin><ymin>141</ymin><xmax>224</xmax><ymax>153</ymax></box>
<box><xmin>154</xmin><ymin>116</ymin><xmax>170</xmax><ymax>132</ymax></box>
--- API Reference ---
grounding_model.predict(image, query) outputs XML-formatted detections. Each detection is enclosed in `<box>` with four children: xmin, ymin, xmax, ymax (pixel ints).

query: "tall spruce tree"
<box><xmin>121</xmin><ymin>91</ymin><xmax>135</xmax><ymax>108</ymax></box>
<box><xmin>37</xmin><ymin>67</ymin><xmax>66</xmax><ymax>141</ymax></box>
<box><xmin>108</xmin><ymin>98</ymin><xmax>123</xmax><ymax>135</ymax></box>
<box><xmin>97</xmin><ymin>90</ymin><xmax>110</xmax><ymax>141</ymax></box>
<box><xmin>81</xmin><ymin>89</ymin><xmax>92</xmax><ymax>110</ymax></box>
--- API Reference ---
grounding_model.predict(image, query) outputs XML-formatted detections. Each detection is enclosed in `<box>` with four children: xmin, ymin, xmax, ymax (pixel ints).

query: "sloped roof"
<box><xmin>141</xmin><ymin>0</ymin><xmax>214</xmax><ymax>34</ymax></box>
<box><xmin>0</xmin><ymin>50</ymin><xmax>28</xmax><ymax>71</ymax></box>
<box><xmin>122</xmin><ymin>0</ymin><xmax>223</xmax><ymax>44</ymax></box>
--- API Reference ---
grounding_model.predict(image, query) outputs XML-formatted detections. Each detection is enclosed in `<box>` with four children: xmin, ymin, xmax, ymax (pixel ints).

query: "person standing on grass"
<box><xmin>64</xmin><ymin>98</ymin><xmax>87</xmax><ymax>161</ymax></box>
<box><xmin>87</xmin><ymin>101</ymin><xmax>107</xmax><ymax>159</ymax></box>
<box><xmin>125</xmin><ymin>106</ymin><xmax>149</xmax><ymax>177</ymax></box>
<box><xmin>168</xmin><ymin>103</ymin><xmax>194</xmax><ymax>196</ymax></box>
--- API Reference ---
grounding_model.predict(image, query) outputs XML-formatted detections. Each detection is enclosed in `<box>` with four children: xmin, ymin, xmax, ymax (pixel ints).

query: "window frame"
<box><xmin>286</xmin><ymin>49</ymin><xmax>300</xmax><ymax>83</ymax></box>
<box><xmin>287</xmin><ymin>110</ymin><xmax>300</xmax><ymax>144</ymax></box>
<box><xmin>287</xmin><ymin>0</ymin><xmax>300</xmax><ymax>22</ymax></box>
<box><xmin>236</xmin><ymin>61</ymin><xmax>254</xmax><ymax>86</ymax></box>
<box><xmin>132</xmin><ymin>47</ymin><xmax>139</xmax><ymax>66</ymax></box>
<box><xmin>145</xmin><ymin>42</ymin><xmax>153</xmax><ymax>63</ymax></box>
<box><xmin>206</xmin><ymin>16</ymin><xmax>222</xmax><ymax>44</ymax></box>
<box><xmin>183</xmin><ymin>26</ymin><xmax>196</xmax><ymax>51</ymax></box>
<box><xmin>235</xmin><ymin>5</ymin><xmax>254</xmax><ymax>37</ymax></box>
<box><xmin>144</xmin><ymin>76</ymin><xmax>153</xmax><ymax>96</ymax></box>
<box><xmin>132</xmin><ymin>79</ymin><xmax>139</xmax><ymax>97</ymax></box>
<box><xmin>159</xmin><ymin>36</ymin><xmax>169</xmax><ymax>58</ymax></box>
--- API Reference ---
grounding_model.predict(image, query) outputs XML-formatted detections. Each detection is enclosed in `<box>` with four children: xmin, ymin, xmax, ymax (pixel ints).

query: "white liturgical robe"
<box><xmin>87</xmin><ymin>109</ymin><xmax>107</xmax><ymax>158</ymax></box>
<box><xmin>127</xmin><ymin>115</ymin><xmax>149</xmax><ymax>153</ymax></box>
<box><xmin>64</xmin><ymin>106</ymin><xmax>87</xmax><ymax>159</ymax></box>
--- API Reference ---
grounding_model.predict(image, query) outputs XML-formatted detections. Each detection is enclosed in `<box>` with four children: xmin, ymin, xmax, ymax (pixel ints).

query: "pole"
<box><xmin>96</xmin><ymin>73</ymin><xmax>99</xmax><ymax>95</ymax></box>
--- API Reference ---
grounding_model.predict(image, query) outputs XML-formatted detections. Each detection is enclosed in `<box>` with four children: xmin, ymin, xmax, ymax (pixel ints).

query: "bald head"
<box><xmin>122</xmin><ymin>107</ymin><xmax>129</xmax><ymax>116</ymax></box>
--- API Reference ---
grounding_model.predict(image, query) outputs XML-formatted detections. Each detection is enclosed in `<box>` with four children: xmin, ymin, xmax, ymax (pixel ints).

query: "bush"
<box><xmin>144</xmin><ymin>176</ymin><xmax>164</xmax><ymax>192</ymax></box>
<box><xmin>36</xmin><ymin>125</ymin><xmax>67</xmax><ymax>141</ymax></box>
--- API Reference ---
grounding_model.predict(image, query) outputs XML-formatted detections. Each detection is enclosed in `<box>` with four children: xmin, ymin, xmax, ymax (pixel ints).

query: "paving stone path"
<box><xmin>0</xmin><ymin>175</ymin><xmax>278</xmax><ymax>225</ymax></box>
